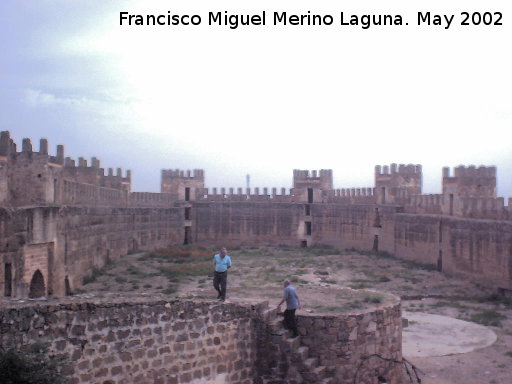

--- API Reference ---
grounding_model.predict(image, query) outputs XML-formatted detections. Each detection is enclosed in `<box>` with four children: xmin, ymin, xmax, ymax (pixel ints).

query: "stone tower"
<box><xmin>374</xmin><ymin>163</ymin><xmax>422</xmax><ymax>204</ymax></box>
<box><xmin>161</xmin><ymin>169</ymin><xmax>205</xmax><ymax>201</ymax></box>
<box><xmin>292</xmin><ymin>169</ymin><xmax>333</xmax><ymax>203</ymax></box>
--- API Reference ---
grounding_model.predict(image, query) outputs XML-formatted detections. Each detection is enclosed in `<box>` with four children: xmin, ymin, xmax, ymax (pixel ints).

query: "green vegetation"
<box><xmin>82</xmin><ymin>266</ymin><xmax>106</xmax><ymax>285</ymax></box>
<box><xmin>477</xmin><ymin>293</ymin><xmax>512</xmax><ymax>308</ymax></box>
<box><xmin>469</xmin><ymin>309</ymin><xmax>506</xmax><ymax>327</ymax></box>
<box><xmin>0</xmin><ymin>342</ymin><xmax>68</xmax><ymax>384</ymax></box>
<box><xmin>362</xmin><ymin>293</ymin><xmax>383</xmax><ymax>304</ymax></box>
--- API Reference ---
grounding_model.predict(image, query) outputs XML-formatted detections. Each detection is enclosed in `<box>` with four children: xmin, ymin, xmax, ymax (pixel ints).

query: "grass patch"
<box><xmin>126</xmin><ymin>265</ymin><xmax>147</xmax><ymax>277</ymax></box>
<box><xmin>477</xmin><ymin>293</ymin><xmax>512</xmax><ymax>307</ymax></box>
<box><xmin>290</xmin><ymin>276</ymin><xmax>308</xmax><ymax>284</ymax></box>
<box><xmin>83</xmin><ymin>266</ymin><xmax>107</xmax><ymax>285</ymax></box>
<box><xmin>362</xmin><ymin>293</ymin><xmax>383</xmax><ymax>304</ymax></box>
<box><xmin>162</xmin><ymin>286</ymin><xmax>178</xmax><ymax>295</ymax></box>
<box><xmin>349</xmin><ymin>283</ymin><xmax>371</xmax><ymax>289</ymax></box>
<box><xmin>311</xmin><ymin>305</ymin><xmax>347</xmax><ymax>313</ymax></box>
<box><xmin>430</xmin><ymin>300</ymin><xmax>470</xmax><ymax>310</ymax></box>
<box><xmin>469</xmin><ymin>310</ymin><xmax>506</xmax><ymax>327</ymax></box>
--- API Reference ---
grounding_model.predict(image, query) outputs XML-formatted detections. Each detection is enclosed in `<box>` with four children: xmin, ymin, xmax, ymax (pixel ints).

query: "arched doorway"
<box><xmin>28</xmin><ymin>270</ymin><xmax>46</xmax><ymax>298</ymax></box>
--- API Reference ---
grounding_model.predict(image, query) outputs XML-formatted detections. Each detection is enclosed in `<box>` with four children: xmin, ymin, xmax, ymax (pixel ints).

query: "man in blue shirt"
<box><xmin>277</xmin><ymin>279</ymin><xmax>300</xmax><ymax>338</ymax></box>
<box><xmin>213</xmin><ymin>247</ymin><xmax>232</xmax><ymax>302</ymax></box>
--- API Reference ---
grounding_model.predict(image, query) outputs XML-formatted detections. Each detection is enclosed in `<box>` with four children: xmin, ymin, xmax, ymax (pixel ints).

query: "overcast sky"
<box><xmin>1</xmin><ymin>0</ymin><xmax>511</xmax><ymax>198</ymax></box>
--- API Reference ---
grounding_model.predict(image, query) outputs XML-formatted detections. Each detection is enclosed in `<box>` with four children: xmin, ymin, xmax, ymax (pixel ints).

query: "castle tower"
<box><xmin>442</xmin><ymin>165</ymin><xmax>496</xmax><ymax>198</ymax></box>
<box><xmin>161</xmin><ymin>169</ymin><xmax>205</xmax><ymax>201</ymax></box>
<box><xmin>292</xmin><ymin>169</ymin><xmax>333</xmax><ymax>203</ymax></box>
<box><xmin>441</xmin><ymin>165</ymin><xmax>497</xmax><ymax>216</ymax></box>
<box><xmin>374</xmin><ymin>164</ymin><xmax>422</xmax><ymax>204</ymax></box>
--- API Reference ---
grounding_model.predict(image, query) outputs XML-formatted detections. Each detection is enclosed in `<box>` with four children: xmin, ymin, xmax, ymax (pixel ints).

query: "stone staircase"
<box><xmin>258</xmin><ymin>307</ymin><xmax>335</xmax><ymax>384</ymax></box>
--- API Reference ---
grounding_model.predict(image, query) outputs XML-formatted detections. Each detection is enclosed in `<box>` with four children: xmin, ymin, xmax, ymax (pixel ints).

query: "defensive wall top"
<box><xmin>161</xmin><ymin>169</ymin><xmax>205</xmax><ymax>180</ymax></box>
<box><xmin>0</xmin><ymin>131</ymin><xmax>131</xmax><ymax>179</ymax></box>
<box><xmin>64</xmin><ymin>156</ymin><xmax>131</xmax><ymax>180</ymax></box>
<box><xmin>293</xmin><ymin>169</ymin><xmax>333</xmax><ymax>180</ymax></box>
<box><xmin>375</xmin><ymin>163</ymin><xmax>422</xmax><ymax>176</ymax></box>
<box><xmin>442</xmin><ymin>165</ymin><xmax>496</xmax><ymax>178</ymax></box>
<box><xmin>0</xmin><ymin>131</ymin><xmax>65</xmax><ymax>164</ymax></box>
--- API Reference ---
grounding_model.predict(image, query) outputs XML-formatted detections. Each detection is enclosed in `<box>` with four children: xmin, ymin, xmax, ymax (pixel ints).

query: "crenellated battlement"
<box><xmin>0</xmin><ymin>132</ymin><xmax>132</xmax><ymax>206</ymax></box>
<box><xmin>442</xmin><ymin>164</ymin><xmax>496</xmax><ymax>199</ymax></box>
<box><xmin>293</xmin><ymin>169</ymin><xmax>333</xmax><ymax>181</ymax></box>
<box><xmin>443</xmin><ymin>165</ymin><xmax>497</xmax><ymax>178</ymax></box>
<box><xmin>198</xmin><ymin>187</ymin><xmax>294</xmax><ymax>202</ymax></box>
<box><xmin>0</xmin><ymin>132</ymin><xmax>65</xmax><ymax>165</ymax></box>
<box><xmin>161</xmin><ymin>169</ymin><xmax>205</xmax><ymax>180</ymax></box>
<box><xmin>375</xmin><ymin>163</ymin><xmax>422</xmax><ymax>176</ymax></box>
<box><xmin>323</xmin><ymin>187</ymin><xmax>376</xmax><ymax>204</ymax></box>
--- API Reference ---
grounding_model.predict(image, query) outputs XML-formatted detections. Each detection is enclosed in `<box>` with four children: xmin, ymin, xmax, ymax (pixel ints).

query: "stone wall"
<box><xmin>193</xmin><ymin>202</ymin><xmax>303</xmax><ymax>247</ymax></box>
<box><xmin>297</xmin><ymin>302</ymin><xmax>403</xmax><ymax>384</ymax></box>
<box><xmin>0</xmin><ymin>298</ymin><xmax>404</xmax><ymax>384</ymax></box>
<box><xmin>0</xmin><ymin>300</ymin><xmax>261</xmax><ymax>384</ymax></box>
<box><xmin>394</xmin><ymin>214</ymin><xmax>512</xmax><ymax>291</ymax></box>
<box><xmin>311</xmin><ymin>204</ymin><xmax>376</xmax><ymax>250</ymax></box>
<box><xmin>0</xmin><ymin>206</ymin><xmax>185</xmax><ymax>298</ymax></box>
<box><xmin>441</xmin><ymin>216</ymin><xmax>512</xmax><ymax>291</ymax></box>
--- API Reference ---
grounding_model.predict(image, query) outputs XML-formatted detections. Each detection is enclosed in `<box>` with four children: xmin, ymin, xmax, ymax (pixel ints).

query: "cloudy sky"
<box><xmin>1</xmin><ymin>0</ymin><xmax>511</xmax><ymax>197</ymax></box>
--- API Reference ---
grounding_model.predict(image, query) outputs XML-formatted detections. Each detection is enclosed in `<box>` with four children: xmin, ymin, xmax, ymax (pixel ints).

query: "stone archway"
<box><xmin>28</xmin><ymin>269</ymin><xmax>46</xmax><ymax>298</ymax></box>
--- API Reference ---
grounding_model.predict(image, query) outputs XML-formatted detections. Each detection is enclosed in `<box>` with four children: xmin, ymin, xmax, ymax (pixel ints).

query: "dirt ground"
<box><xmin>77</xmin><ymin>246</ymin><xmax>512</xmax><ymax>384</ymax></box>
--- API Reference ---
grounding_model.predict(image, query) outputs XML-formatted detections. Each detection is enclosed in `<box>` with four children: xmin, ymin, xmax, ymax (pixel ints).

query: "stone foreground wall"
<box><xmin>0</xmin><ymin>300</ymin><xmax>260</xmax><ymax>384</ymax></box>
<box><xmin>298</xmin><ymin>303</ymin><xmax>403</xmax><ymax>384</ymax></box>
<box><xmin>0</xmin><ymin>299</ymin><xmax>404</xmax><ymax>384</ymax></box>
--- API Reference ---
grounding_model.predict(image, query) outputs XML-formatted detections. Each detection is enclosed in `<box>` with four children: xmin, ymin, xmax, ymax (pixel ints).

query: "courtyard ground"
<box><xmin>78</xmin><ymin>245</ymin><xmax>512</xmax><ymax>384</ymax></box>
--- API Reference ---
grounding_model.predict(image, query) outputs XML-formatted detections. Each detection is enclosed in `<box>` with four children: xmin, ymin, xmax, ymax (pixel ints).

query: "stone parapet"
<box><xmin>0</xmin><ymin>299</ymin><xmax>261</xmax><ymax>384</ymax></box>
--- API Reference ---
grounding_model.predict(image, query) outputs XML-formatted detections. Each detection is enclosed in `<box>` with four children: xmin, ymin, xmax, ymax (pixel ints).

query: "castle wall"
<box><xmin>61</xmin><ymin>180</ymin><xmax>126</xmax><ymax>207</ymax></box>
<box><xmin>128</xmin><ymin>192</ymin><xmax>177</xmax><ymax>208</ymax></box>
<box><xmin>394</xmin><ymin>214</ymin><xmax>441</xmax><ymax>266</ymax></box>
<box><xmin>192</xmin><ymin>202</ymin><xmax>302</xmax><ymax>247</ymax></box>
<box><xmin>311</xmin><ymin>204</ymin><xmax>375</xmax><ymax>250</ymax></box>
<box><xmin>393</xmin><ymin>214</ymin><xmax>512</xmax><ymax>291</ymax></box>
<box><xmin>53</xmin><ymin>206</ymin><xmax>184</xmax><ymax>296</ymax></box>
<box><xmin>0</xmin><ymin>160</ymin><xmax>9</xmax><ymax>204</ymax></box>
<box><xmin>441</xmin><ymin>217</ymin><xmax>512</xmax><ymax>291</ymax></box>
<box><xmin>0</xmin><ymin>206</ymin><xmax>184</xmax><ymax>298</ymax></box>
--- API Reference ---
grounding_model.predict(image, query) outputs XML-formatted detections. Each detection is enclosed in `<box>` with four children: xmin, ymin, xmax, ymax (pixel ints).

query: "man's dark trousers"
<box><xmin>213</xmin><ymin>271</ymin><xmax>227</xmax><ymax>300</ymax></box>
<box><xmin>283</xmin><ymin>308</ymin><xmax>299</xmax><ymax>337</ymax></box>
